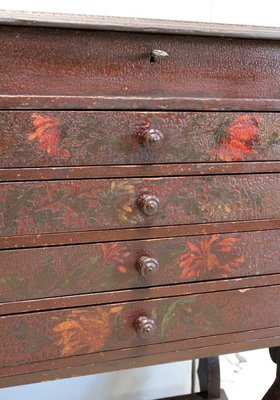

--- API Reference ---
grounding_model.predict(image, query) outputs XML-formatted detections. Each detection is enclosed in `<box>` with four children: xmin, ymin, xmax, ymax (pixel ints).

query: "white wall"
<box><xmin>0</xmin><ymin>1</ymin><xmax>279</xmax><ymax>399</ymax></box>
<box><xmin>0</xmin><ymin>361</ymin><xmax>192</xmax><ymax>400</ymax></box>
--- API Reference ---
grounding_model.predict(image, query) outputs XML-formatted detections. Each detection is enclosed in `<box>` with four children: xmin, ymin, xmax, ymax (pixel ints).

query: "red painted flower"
<box><xmin>101</xmin><ymin>243</ymin><xmax>130</xmax><ymax>273</ymax></box>
<box><xmin>212</xmin><ymin>115</ymin><xmax>261</xmax><ymax>161</ymax></box>
<box><xmin>179</xmin><ymin>235</ymin><xmax>245</xmax><ymax>279</ymax></box>
<box><xmin>27</xmin><ymin>114</ymin><xmax>70</xmax><ymax>158</ymax></box>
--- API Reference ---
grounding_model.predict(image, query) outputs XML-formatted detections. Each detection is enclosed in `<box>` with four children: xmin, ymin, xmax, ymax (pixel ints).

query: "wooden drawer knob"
<box><xmin>137</xmin><ymin>256</ymin><xmax>159</xmax><ymax>278</ymax></box>
<box><xmin>141</xmin><ymin>129</ymin><xmax>164</xmax><ymax>150</ymax></box>
<box><xmin>135</xmin><ymin>316</ymin><xmax>156</xmax><ymax>339</ymax></box>
<box><xmin>137</xmin><ymin>194</ymin><xmax>160</xmax><ymax>216</ymax></box>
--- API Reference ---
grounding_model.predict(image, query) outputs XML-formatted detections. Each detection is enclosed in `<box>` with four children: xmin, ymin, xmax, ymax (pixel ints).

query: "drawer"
<box><xmin>1</xmin><ymin>111</ymin><xmax>280</xmax><ymax>167</ymax></box>
<box><xmin>1</xmin><ymin>230</ymin><xmax>280</xmax><ymax>302</ymax></box>
<box><xmin>1</xmin><ymin>26</ymin><xmax>279</xmax><ymax>106</ymax></box>
<box><xmin>1</xmin><ymin>285</ymin><xmax>280</xmax><ymax>367</ymax></box>
<box><xmin>1</xmin><ymin>174</ymin><xmax>280</xmax><ymax>237</ymax></box>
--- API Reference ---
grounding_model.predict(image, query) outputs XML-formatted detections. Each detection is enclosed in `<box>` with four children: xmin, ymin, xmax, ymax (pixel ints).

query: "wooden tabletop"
<box><xmin>0</xmin><ymin>9</ymin><xmax>280</xmax><ymax>39</ymax></box>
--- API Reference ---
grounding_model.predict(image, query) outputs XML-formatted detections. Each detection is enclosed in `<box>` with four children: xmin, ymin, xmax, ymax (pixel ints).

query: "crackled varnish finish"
<box><xmin>2</xmin><ymin>230</ymin><xmax>280</xmax><ymax>302</ymax></box>
<box><xmin>1</xmin><ymin>12</ymin><xmax>280</xmax><ymax>398</ymax></box>
<box><xmin>1</xmin><ymin>25</ymin><xmax>280</xmax><ymax>109</ymax></box>
<box><xmin>1</xmin><ymin>174</ymin><xmax>280</xmax><ymax>236</ymax></box>
<box><xmin>1</xmin><ymin>112</ymin><xmax>280</xmax><ymax>166</ymax></box>
<box><xmin>0</xmin><ymin>285</ymin><xmax>280</xmax><ymax>368</ymax></box>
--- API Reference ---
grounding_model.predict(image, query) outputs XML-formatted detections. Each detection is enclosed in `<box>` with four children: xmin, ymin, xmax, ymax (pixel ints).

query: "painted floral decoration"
<box><xmin>53</xmin><ymin>306</ymin><xmax>122</xmax><ymax>356</ymax></box>
<box><xmin>101</xmin><ymin>243</ymin><xmax>130</xmax><ymax>273</ymax></box>
<box><xmin>179</xmin><ymin>234</ymin><xmax>245</xmax><ymax>279</ymax></box>
<box><xmin>27</xmin><ymin>113</ymin><xmax>70</xmax><ymax>158</ymax></box>
<box><xmin>101</xmin><ymin>181</ymin><xmax>143</xmax><ymax>224</ymax></box>
<box><xmin>212</xmin><ymin>115</ymin><xmax>261</xmax><ymax>161</ymax></box>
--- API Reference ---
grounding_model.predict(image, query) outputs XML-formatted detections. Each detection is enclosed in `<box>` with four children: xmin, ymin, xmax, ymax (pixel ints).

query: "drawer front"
<box><xmin>1</xmin><ymin>230</ymin><xmax>280</xmax><ymax>302</ymax></box>
<box><xmin>1</xmin><ymin>26</ymin><xmax>279</xmax><ymax>103</ymax></box>
<box><xmin>1</xmin><ymin>175</ymin><xmax>280</xmax><ymax>237</ymax></box>
<box><xmin>1</xmin><ymin>285</ymin><xmax>279</xmax><ymax>367</ymax></box>
<box><xmin>1</xmin><ymin>111</ymin><xmax>280</xmax><ymax>167</ymax></box>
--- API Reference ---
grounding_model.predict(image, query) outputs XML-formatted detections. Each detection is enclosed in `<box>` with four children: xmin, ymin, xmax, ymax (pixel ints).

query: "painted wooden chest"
<box><xmin>1</xmin><ymin>10</ymin><xmax>280</xmax><ymax>399</ymax></box>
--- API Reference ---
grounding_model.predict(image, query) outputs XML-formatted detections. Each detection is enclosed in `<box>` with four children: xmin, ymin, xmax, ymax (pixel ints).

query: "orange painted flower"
<box><xmin>53</xmin><ymin>306</ymin><xmax>122</xmax><ymax>356</ymax></box>
<box><xmin>179</xmin><ymin>235</ymin><xmax>245</xmax><ymax>279</ymax></box>
<box><xmin>27</xmin><ymin>114</ymin><xmax>70</xmax><ymax>158</ymax></box>
<box><xmin>101</xmin><ymin>243</ymin><xmax>130</xmax><ymax>273</ymax></box>
<box><xmin>212</xmin><ymin>115</ymin><xmax>261</xmax><ymax>161</ymax></box>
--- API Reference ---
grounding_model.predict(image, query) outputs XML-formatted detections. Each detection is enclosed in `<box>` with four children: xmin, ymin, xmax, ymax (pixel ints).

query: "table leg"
<box><xmin>263</xmin><ymin>347</ymin><xmax>280</xmax><ymax>400</ymax></box>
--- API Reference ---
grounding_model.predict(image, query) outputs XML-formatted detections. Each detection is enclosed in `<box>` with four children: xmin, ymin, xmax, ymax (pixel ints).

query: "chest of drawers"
<box><xmin>1</xmin><ymin>10</ymin><xmax>280</xmax><ymax>399</ymax></box>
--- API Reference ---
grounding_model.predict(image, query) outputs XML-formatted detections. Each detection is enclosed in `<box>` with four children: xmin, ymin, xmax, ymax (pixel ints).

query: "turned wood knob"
<box><xmin>141</xmin><ymin>129</ymin><xmax>164</xmax><ymax>150</ymax></box>
<box><xmin>150</xmin><ymin>49</ymin><xmax>169</xmax><ymax>62</ymax></box>
<box><xmin>137</xmin><ymin>194</ymin><xmax>160</xmax><ymax>216</ymax></box>
<box><xmin>135</xmin><ymin>316</ymin><xmax>156</xmax><ymax>339</ymax></box>
<box><xmin>137</xmin><ymin>256</ymin><xmax>159</xmax><ymax>278</ymax></box>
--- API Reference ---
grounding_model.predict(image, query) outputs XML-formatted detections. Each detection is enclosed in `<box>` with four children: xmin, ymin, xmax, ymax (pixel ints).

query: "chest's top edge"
<box><xmin>0</xmin><ymin>9</ymin><xmax>280</xmax><ymax>40</ymax></box>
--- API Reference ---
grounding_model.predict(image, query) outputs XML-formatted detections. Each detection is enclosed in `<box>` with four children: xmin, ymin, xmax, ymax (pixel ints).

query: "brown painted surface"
<box><xmin>1</xmin><ymin>26</ymin><xmax>280</xmax><ymax>110</ymax></box>
<box><xmin>2</xmin><ymin>96</ymin><xmax>280</xmax><ymax>112</ymax></box>
<box><xmin>1</xmin><ymin>175</ymin><xmax>280</xmax><ymax>236</ymax></box>
<box><xmin>1</xmin><ymin>219</ymin><xmax>280</xmax><ymax>250</ymax></box>
<box><xmin>0</xmin><ymin>230</ymin><xmax>280</xmax><ymax>303</ymax></box>
<box><xmin>0</xmin><ymin>112</ymin><xmax>279</xmax><ymax>167</ymax></box>
<box><xmin>3</xmin><ymin>161</ymin><xmax>280</xmax><ymax>183</ymax></box>
<box><xmin>1</xmin><ymin>274</ymin><xmax>280</xmax><ymax>316</ymax></box>
<box><xmin>0</xmin><ymin>338</ymin><xmax>279</xmax><ymax>390</ymax></box>
<box><xmin>1</xmin><ymin>325</ymin><xmax>280</xmax><ymax>386</ymax></box>
<box><xmin>1</xmin><ymin>17</ymin><xmax>280</xmax><ymax>394</ymax></box>
<box><xmin>0</xmin><ymin>285</ymin><xmax>280</xmax><ymax>368</ymax></box>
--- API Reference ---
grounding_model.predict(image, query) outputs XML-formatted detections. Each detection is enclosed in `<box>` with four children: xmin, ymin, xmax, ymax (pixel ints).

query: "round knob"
<box><xmin>137</xmin><ymin>256</ymin><xmax>160</xmax><ymax>278</ymax></box>
<box><xmin>135</xmin><ymin>316</ymin><xmax>156</xmax><ymax>339</ymax></box>
<box><xmin>141</xmin><ymin>129</ymin><xmax>164</xmax><ymax>150</ymax></box>
<box><xmin>137</xmin><ymin>194</ymin><xmax>160</xmax><ymax>216</ymax></box>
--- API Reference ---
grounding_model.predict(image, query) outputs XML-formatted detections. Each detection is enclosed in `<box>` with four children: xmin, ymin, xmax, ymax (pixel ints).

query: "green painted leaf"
<box><xmin>160</xmin><ymin>297</ymin><xmax>196</xmax><ymax>336</ymax></box>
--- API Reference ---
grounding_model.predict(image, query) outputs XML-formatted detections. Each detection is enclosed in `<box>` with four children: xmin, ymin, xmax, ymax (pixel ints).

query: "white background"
<box><xmin>0</xmin><ymin>0</ymin><xmax>279</xmax><ymax>399</ymax></box>
<box><xmin>1</xmin><ymin>0</ymin><xmax>280</xmax><ymax>26</ymax></box>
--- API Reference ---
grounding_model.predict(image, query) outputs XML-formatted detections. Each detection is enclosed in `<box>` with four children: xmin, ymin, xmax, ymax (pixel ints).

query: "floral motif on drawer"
<box><xmin>1</xmin><ymin>112</ymin><xmax>280</xmax><ymax>167</ymax></box>
<box><xmin>1</xmin><ymin>174</ymin><xmax>280</xmax><ymax>236</ymax></box>
<box><xmin>2</xmin><ymin>229</ymin><xmax>280</xmax><ymax>302</ymax></box>
<box><xmin>1</xmin><ymin>285</ymin><xmax>279</xmax><ymax>367</ymax></box>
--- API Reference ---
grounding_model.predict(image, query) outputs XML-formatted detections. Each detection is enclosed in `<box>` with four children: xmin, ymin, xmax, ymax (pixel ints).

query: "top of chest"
<box><xmin>1</xmin><ymin>10</ymin><xmax>280</xmax><ymax>111</ymax></box>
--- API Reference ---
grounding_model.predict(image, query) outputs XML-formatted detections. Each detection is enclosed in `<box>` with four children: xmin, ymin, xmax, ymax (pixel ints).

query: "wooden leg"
<box><xmin>263</xmin><ymin>347</ymin><xmax>280</xmax><ymax>400</ymax></box>
<box><xmin>156</xmin><ymin>356</ymin><xmax>228</xmax><ymax>400</ymax></box>
<box><xmin>197</xmin><ymin>357</ymin><xmax>221</xmax><ymax>398</ymax></box>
